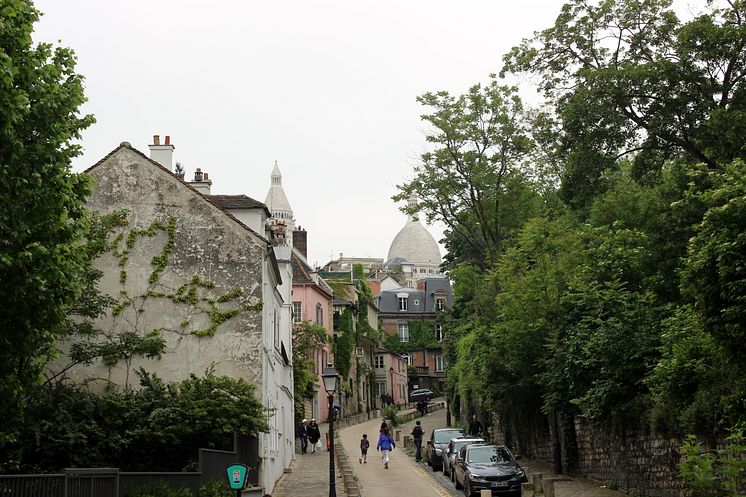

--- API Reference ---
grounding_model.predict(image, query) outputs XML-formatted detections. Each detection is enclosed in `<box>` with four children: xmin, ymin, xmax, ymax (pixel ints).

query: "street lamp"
<box><xmin>389</xmin><ymin>366</ymin><xmax>395</xmax><ymax>405</ymax></box>
<box><xmin>322</xmin><ymin>365</ymin><xmax>339</xmax><ymax>497</ymax></box>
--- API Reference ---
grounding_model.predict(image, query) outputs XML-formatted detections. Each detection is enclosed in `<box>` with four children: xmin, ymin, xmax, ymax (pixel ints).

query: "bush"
<box><xmin>198</xmin><ymin>479</ymin><xmax>234</xmax><ymax>497</ymax></box>
<box><xmin>679</xmin><ymin>426</ymin><xmax>746</xmax><ymax>497</ymax></box>
<box><xmin>383</xmin><ymin>405</ymin><xmax>400</xmax><ymax>427</ymax></box>
<box><xmin>126</xmin><ymin>482</ymin><xmax>191</xmax><ymax>497</ymax></box>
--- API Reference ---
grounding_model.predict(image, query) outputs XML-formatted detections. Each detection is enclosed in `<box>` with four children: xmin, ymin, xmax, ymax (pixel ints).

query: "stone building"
<box><xmin>377</xmin><ymin>277</ymin><xmax>452</xmax><ymax>394</ymax></box>
<box><xmin>51</xmin><ymin>138</ymin><xmax>294</xmax><ymax>493</ymax></box>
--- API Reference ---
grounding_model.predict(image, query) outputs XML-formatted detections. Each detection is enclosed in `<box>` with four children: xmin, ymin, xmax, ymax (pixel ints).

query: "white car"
<box><xmin>442</xmin><ymin>436</ymin><xmax>485</xmax><ymax>481</ymax></box>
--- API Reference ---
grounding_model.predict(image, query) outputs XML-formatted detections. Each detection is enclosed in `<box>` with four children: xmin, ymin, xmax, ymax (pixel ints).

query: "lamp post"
<box><xmin>322</xmin><ymin>365</ymin><xmax>339</xmax><ymax>497</ymax></box>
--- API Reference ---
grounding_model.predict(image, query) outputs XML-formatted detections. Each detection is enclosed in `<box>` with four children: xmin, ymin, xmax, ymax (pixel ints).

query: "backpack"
<box><xmin>412</xmin><ymin>425</ymin><xmax>423</xmax><ymax>438</ymax></box>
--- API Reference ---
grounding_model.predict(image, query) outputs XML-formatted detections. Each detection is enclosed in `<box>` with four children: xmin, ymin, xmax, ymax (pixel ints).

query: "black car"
<box><xmin>442</xmin><ymin>436</ymin><xmax>485</xmax><ymax>480</ymax></box>
<box><xmin>425</xmin><ymin>427</ymin><xmax>465</xmax><ymax>471</ymax></box>
<box><xmin>408</xmin><ymin>388</ymin><xmax>434</xmax><ymax>403</ymax></box>
<box><xmin>453</xmin><ymin>443</ymin><xmax>527</xmax><ymax>497</ymax></box>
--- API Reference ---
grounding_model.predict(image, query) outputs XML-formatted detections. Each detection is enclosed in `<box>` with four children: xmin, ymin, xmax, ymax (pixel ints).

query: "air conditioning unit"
<box><xmin>355</xmin><ymin>347</ymin><xmax>364</xmax><ymax>358</ymax></box>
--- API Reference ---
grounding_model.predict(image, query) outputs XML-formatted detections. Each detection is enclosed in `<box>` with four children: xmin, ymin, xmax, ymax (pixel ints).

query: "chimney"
<box><xmin>188</xmin><ymin>167</ymin><xmax>212</xmax><ymax>195</ymax></box>
<box><xmin>292</xmin><ymin>226</ymin><xmax>308</xmax><ymax>258</ymax></box>
<box><xmin>149</xmin><ymin>133</ymin><xmax>175</xmax><ymax>171</ymax></box>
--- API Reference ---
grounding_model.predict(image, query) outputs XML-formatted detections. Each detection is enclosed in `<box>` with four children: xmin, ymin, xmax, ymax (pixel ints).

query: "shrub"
<box><xmin>383</xmin><ymin>405</ymin><xmax>400</xmax><ymax>427</ymax></box>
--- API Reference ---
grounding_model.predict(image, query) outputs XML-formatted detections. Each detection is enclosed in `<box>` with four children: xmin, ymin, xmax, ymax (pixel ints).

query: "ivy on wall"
<box><xmin>334</xmin><ymin>308</ymin><xmax>354</xmax><ymax>379</ymax></box>
<box><xmin>384</xmin><ymin>319</ymin><xmax>443</xmax><ymax>353</ymax></box>
<box><xmin>91</xmin><ymin>215</ymin><xmax>263</xmax><ymax>386</ymax></box>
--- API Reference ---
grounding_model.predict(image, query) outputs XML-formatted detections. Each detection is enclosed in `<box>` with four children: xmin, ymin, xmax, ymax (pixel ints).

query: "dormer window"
<box><xmin>398</xmin><ymin>296</ymin><xmax>408</xmax><ymax>311</ymax></box>
<box><xmin>435</xmin><ymin>297</ymin><xmax>446</xmax><ymax>311</ymax></box>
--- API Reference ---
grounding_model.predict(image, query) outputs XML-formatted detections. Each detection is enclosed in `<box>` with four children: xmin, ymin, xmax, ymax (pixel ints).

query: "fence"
<box><xmin>0</xmin><ymin>434</ymin><xmax>257</xmax><ymax>497</ymax></box>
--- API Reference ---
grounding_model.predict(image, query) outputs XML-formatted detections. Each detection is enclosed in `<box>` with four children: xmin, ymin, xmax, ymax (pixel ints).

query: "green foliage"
<box><xmin>383</xmin><ymin>405</ymin><xmax>400</xmax><ymax>427</ymax></box>
<box><xmin>5</xmin><ymin>370</ymin><xmax>269</xmax><ymax>473</ymax></box>
<box><xmin>394</xmin><ymin>77</ymin><xmax>543</xmax><ymax>269</ymax></box>
<box><xmin>679</xmin><ymin>426</ymin><xmax>746</xmax><ymax>497</ymax></box>
<box><xmin>197</xmin><ymin>479</ymin><xmax>235</xmax><ymax>497</ymax></box>
<box><xmin>384</xmin><ymin>320</ymin><xmax>442</xmax><ymax>353</ymax></box>
<box><xmin>126</xmin><ymin>482</ymin><xmax>191</xmax><ymax>497</ymax></box>
<box><xmin>292</xmin><ymin>321</ymin><xmax>327</xmax><ymax>424</ymax></box>
<box><xmin>334</xmin><ymin>308</ymin><xmax>354</xmax><ymax>378</ymax></box>
<box><xmin>0</xmin><ymin>0</ymin><xmax>95</xmax><ymax>455</ymax></box>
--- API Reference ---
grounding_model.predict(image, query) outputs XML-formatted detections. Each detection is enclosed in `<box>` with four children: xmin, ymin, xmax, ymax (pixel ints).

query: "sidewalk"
<box><xmin>271</xmin><ymin>421</ymin><xmax>346</xmax><ymax>497</ymax></box>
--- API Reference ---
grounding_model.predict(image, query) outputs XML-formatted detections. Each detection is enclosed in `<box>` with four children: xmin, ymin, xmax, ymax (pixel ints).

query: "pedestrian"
<box><xmin>376</xmin><ymin>428</ymin><xmax>396</xmax><ymax>469</ymax></box>
<box><xmin>359</xmin><ymin>434</ymin><xmax>370</xmax><ymax>463</ymax></box>
<box><xmin>307</xmin><ymin>418</ymin><xmax>321</xmax><ymax>453</ymax></box>
<box><xmin>411</xmin><ymin>420</ymin><xmax>424</xmax><ymax>462</ymax></box>
<box><xmin>299</xmin><ymin>418</ymin><xmax>309</xmax><ymax>454</ymax></box>
<box><xmin>468</xmin><ymin>414</ymin><xmax>483</xmax><ymax>437</ymax></box>
<box><xmin>380</xmin><ymin>393</ymin><xmax>386</xmax><ymax>408</ymax></box>
<box><xmin>380</xmin><ymin>420</ymin><xmax>388</xmax><ymax>434</ymax></box>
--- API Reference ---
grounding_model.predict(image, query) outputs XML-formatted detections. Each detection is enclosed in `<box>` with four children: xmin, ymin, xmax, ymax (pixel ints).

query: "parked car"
<box><xmin>453</xmin><ymin>443</ymin><xmax>527</xmax><ymax>497</ymax></box>
<box><xmin>425</xmin><ymin>427</ymin><xmax>465</xmax><ymax>471</ymax></box>
<box><xmin>408</xmin><ymin>388</ymin><xmax>434</xmax><ymax>403</ymax></box>
<box><xmin>442</xmin><ymin>436</ymin><xmax>485</xmax><ymax>480</ymax></box>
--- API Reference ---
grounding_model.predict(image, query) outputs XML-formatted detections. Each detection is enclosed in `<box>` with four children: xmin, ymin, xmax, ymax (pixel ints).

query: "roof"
<box><xmin>210</xmin><ymin>194</ymin><xmax>269</xmax><ymax>214</ymax></box>
<box><xmin>387</xmin><ymin>215</ymin><xmax>441</xmax><ymax>265</ymax></box>
<box><xmin>84</xmin><ymin>142</ymin><xmax>270</xmax><ymax>245</ymax></box>
<box><xmin>377</xmin><ymin>277</ymin><xmax>452</xmax><ymax>314</ymax></box>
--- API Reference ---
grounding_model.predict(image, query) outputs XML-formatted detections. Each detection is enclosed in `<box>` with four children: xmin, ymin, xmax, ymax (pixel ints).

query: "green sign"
<box><xmin>226</xmin><ymin>463</ymin><xmax>249</xmax><ymax>490</ymax></box>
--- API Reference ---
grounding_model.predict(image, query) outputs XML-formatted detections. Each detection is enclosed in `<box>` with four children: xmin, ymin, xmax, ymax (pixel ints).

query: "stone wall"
<box><xmin>495</xmin><ymin>410</ymin><xmax>727</xmax><ymax>497</ymax></box>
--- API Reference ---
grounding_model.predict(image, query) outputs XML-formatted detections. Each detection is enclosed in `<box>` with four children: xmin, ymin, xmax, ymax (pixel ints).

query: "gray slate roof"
<box><xmin>376</xmin><ymin>277</ymin><xmax>452</xmax><ymax>314</ymax></box>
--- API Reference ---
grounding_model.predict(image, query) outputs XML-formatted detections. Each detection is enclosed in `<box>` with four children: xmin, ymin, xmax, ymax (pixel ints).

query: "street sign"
<box><xmin>225</xmin><ymin>463</ymin><xmax>249</xmax><ymax>490</ymax></box>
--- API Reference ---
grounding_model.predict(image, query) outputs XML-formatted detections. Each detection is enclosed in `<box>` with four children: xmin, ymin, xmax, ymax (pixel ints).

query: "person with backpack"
<box><xmin>411</xmin><ymin>420</ymin><xmax>424</xmax><ymax>462</ymax></box>
<box><xmin>376</xmin><ymin>429</ymin><xmax>396</xmax><ymax>469</ymax></box>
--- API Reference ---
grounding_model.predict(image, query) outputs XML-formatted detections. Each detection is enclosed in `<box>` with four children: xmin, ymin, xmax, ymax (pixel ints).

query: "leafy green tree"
<box><xmin>0</xmin><ymin>0</ymin><xmax>95</xmax><ymax>456</ymax></box>
<box><xmin>502</xmin><ymin>0</ymin><xmax>746</xmax><ymax>205</ymax></box>
<box><xmin>292</xmin><ymin>321</ymin><xmax>327</xmax><ymax>424</ymax></box>
<box><xmin>394</xmin><ymin>78</ymin><xmax>541</xmax><ymax>269</ymax></box>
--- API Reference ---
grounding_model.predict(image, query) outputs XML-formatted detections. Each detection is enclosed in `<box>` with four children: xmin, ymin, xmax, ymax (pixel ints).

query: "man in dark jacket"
<box><xmin>299</xmin><ymin>418</ymin><xmax>309</xmax><ymax>454</ymax></box>
<box><xmin>411</xmin><ymin>420</ymin><xmax>424</xmax><ymax>462</ymax></box>
<box><xmin>468</xmin><ymin>415</ymin><xmax>483</xmax><ymax>437</ymax></box>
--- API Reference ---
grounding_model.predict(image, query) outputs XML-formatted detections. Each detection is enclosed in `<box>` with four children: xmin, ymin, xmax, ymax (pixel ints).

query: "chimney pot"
<box><xmin>194</xmin><ymin>168</ymin><xmax>203</xmax><ymax>182</ymax></box>
<box><xmin>203</xmin><ymin>172</ymin><xmax>209</xmax><ymax>180</ymax></box>
<box><xmin>153</xmin><ymin>135</ymin><xmax>160</xmax><ymax>145</ymax></box>
<box><xmin>149</xmin><ymin>133</ymin><xmax>174</xmax><ymax>170</ymax></box>
<box><xmin>165</xmin><ymin>135</ymin><xmax>170</xmax><ymax>145</ymax></box>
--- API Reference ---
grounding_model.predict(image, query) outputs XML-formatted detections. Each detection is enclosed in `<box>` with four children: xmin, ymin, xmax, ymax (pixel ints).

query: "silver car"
<box><xmin>442</xmin><ymin>436</ymin><xmax>485</xmax><ymax>481</ymax></box>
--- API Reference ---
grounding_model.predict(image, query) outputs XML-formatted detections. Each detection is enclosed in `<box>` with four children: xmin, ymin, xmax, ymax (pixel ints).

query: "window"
<box><xmin>292</xmin><ymin>302</ymin><xmax>302</xmax><ymax>324</ymax></box>
<box><xmin>398</xmin><ymin>323</ymin><xmax>409</xmax><ymax>342</ymax></box>
<box><xmin>273</xmin><ymin>308</ymin><xmax>280</xmax><ymax>347</ymax></box>
<box><xmin>374</xmin><ymin>355</ymin><xmax>384</xmax><ymax>369</ymax></box>
<box><xmin>413</xmin><ymin>299</ymin><xmax>419</xmax><ymax>306</ymax></box>
<box><xmin>435</xmin><ymin>323</ymin><xmax>443</xmax><ymax>342</ymax></box>
<box><xmin>435</xmin><ymin>298</ymin><xmax>446</xmax><ymax>311</ymax></box>
<box><xmin>435</xmin><ymin>353</ymin><xmax>445</xmax><ymax>372</ymax></box>
<box><xmin>315</xmin><ymin>303</ymin><xmax>323</xmax><ymax>325</ymax></box>
<box><xmin>398</xmin><ymin>297</ymin><xmax>408</xmax><ymax>311</ymax></box>
<box><xmin>401</xmin><ymin>353</ymin><xmax>413</xmax><ymax>365</ymax></box>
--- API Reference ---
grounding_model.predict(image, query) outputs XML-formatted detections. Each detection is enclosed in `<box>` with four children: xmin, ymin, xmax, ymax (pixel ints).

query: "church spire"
<box><xmin>264</xmin><ymin>161</ymin><xmax>295</xmax><ymax>245</ymax></box>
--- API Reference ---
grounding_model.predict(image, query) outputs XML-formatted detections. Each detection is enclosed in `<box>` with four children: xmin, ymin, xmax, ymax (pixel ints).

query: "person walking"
<box><xmin>411</xmin><ymin>420</ymin><xmax>424</xmax><ymax>462</ymax></box>
<box><xmin>468</xmin><ymin>414</ymin><xmax>483</xmax><ymax>437</ymax></box>
<box><xmin>299</xmin><ymin>418</ymin><xmax>309</xmax><ymax>454</ymax></box>
<box><xmin>307</xmin><ymin>418</ymin><xmax>321</xmax><ymax>453</ymax></box>
<box><xmin>376</xmin><ymin>429</ymin><xmax>396</xmax><ymax>469</ymax></box>
<box><xmin>359</xmin><ymin>434</ymin><xmax>370</xmax><ymax>463</ymax></box>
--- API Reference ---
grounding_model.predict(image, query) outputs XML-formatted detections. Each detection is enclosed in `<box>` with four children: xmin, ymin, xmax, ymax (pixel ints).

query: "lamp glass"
<box><xmin>322</xmin><ymin>366</ymin><xmax>339</xmax><ymax>394</ymax></box>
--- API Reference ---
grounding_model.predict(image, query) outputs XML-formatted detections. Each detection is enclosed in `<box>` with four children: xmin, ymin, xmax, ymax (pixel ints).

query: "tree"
<box><xmin>0</xmin><ymin>0</ymin><xmax>94</xmax><ymax>455</ymax></box>
<box><xmin>394</xmin><ymin>78</ymin><xmax>541</xmax><ymax>269</ymax></box>
<box><xmin>502</xmin><ymin>0</ymin><xmax>746</xmax><ymax>205</ymax></box>
<box><xmin>292</xmin><ymin>321</ymin><xmax>327</xmax><ymax>424</ymax></box>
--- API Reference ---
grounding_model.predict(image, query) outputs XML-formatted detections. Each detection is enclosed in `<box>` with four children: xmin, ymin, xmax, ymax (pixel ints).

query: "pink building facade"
<box><xmin>291</xmin><ymin>252</ymin><xmax>334</xmax><ymax>422</ymax></box>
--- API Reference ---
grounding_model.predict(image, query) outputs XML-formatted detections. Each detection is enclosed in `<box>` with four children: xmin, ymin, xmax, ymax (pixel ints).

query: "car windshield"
<box><xmin>467</xmin><ymin>446</ymin><xmax>513</xmax><ymax>464</ymax></box>
<box><xmin>453</xmin><ymin>440</ymin><xmax>479</xmax><ymax>454</ymax></box>
<box><xmin>435</xmin><ymin>430</ymin><xmax>464</xmax><ymax>443</ymax></box>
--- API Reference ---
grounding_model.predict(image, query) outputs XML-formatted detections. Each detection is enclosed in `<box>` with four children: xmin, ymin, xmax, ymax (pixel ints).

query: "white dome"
<box><xmin>387</xmin><ymin>217</ymin><xmax>442</xmax><ymax>265</ymax></box>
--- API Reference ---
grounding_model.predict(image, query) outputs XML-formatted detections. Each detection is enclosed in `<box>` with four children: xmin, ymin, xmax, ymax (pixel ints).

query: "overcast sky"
<box><xmin>32</xmin><ymin>1</ymin><xmax>573</xmax><ymax>267</ymax></box>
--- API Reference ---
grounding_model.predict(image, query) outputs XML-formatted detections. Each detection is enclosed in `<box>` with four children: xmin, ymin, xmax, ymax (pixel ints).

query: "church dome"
<box><xmin>387</xmin><ymin>216</ymin><xmax>441</xmax><ymax>266</ymax></box>
<box><xmin>264</xmin><ymin>162</ymin><xmax>293</xmax><ymax>220</ymax></box>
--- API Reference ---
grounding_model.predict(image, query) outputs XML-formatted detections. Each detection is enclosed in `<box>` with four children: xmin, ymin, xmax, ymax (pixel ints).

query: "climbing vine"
<box><xmin>334</xmin><ymin>308</ymin><xmax>354</xmax><ymax>378</ymax></box>
<box><xmin>384</xmin><ymin>319</ymin><xmax>443</xmax><ymax>353</ymax></box>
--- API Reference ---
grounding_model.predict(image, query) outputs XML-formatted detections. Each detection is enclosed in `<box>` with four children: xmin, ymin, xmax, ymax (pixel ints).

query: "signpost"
<box><xmin>225</xmin><ymin>463</ymin><xmax>249</xmax><ymax>497</ymax></box>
